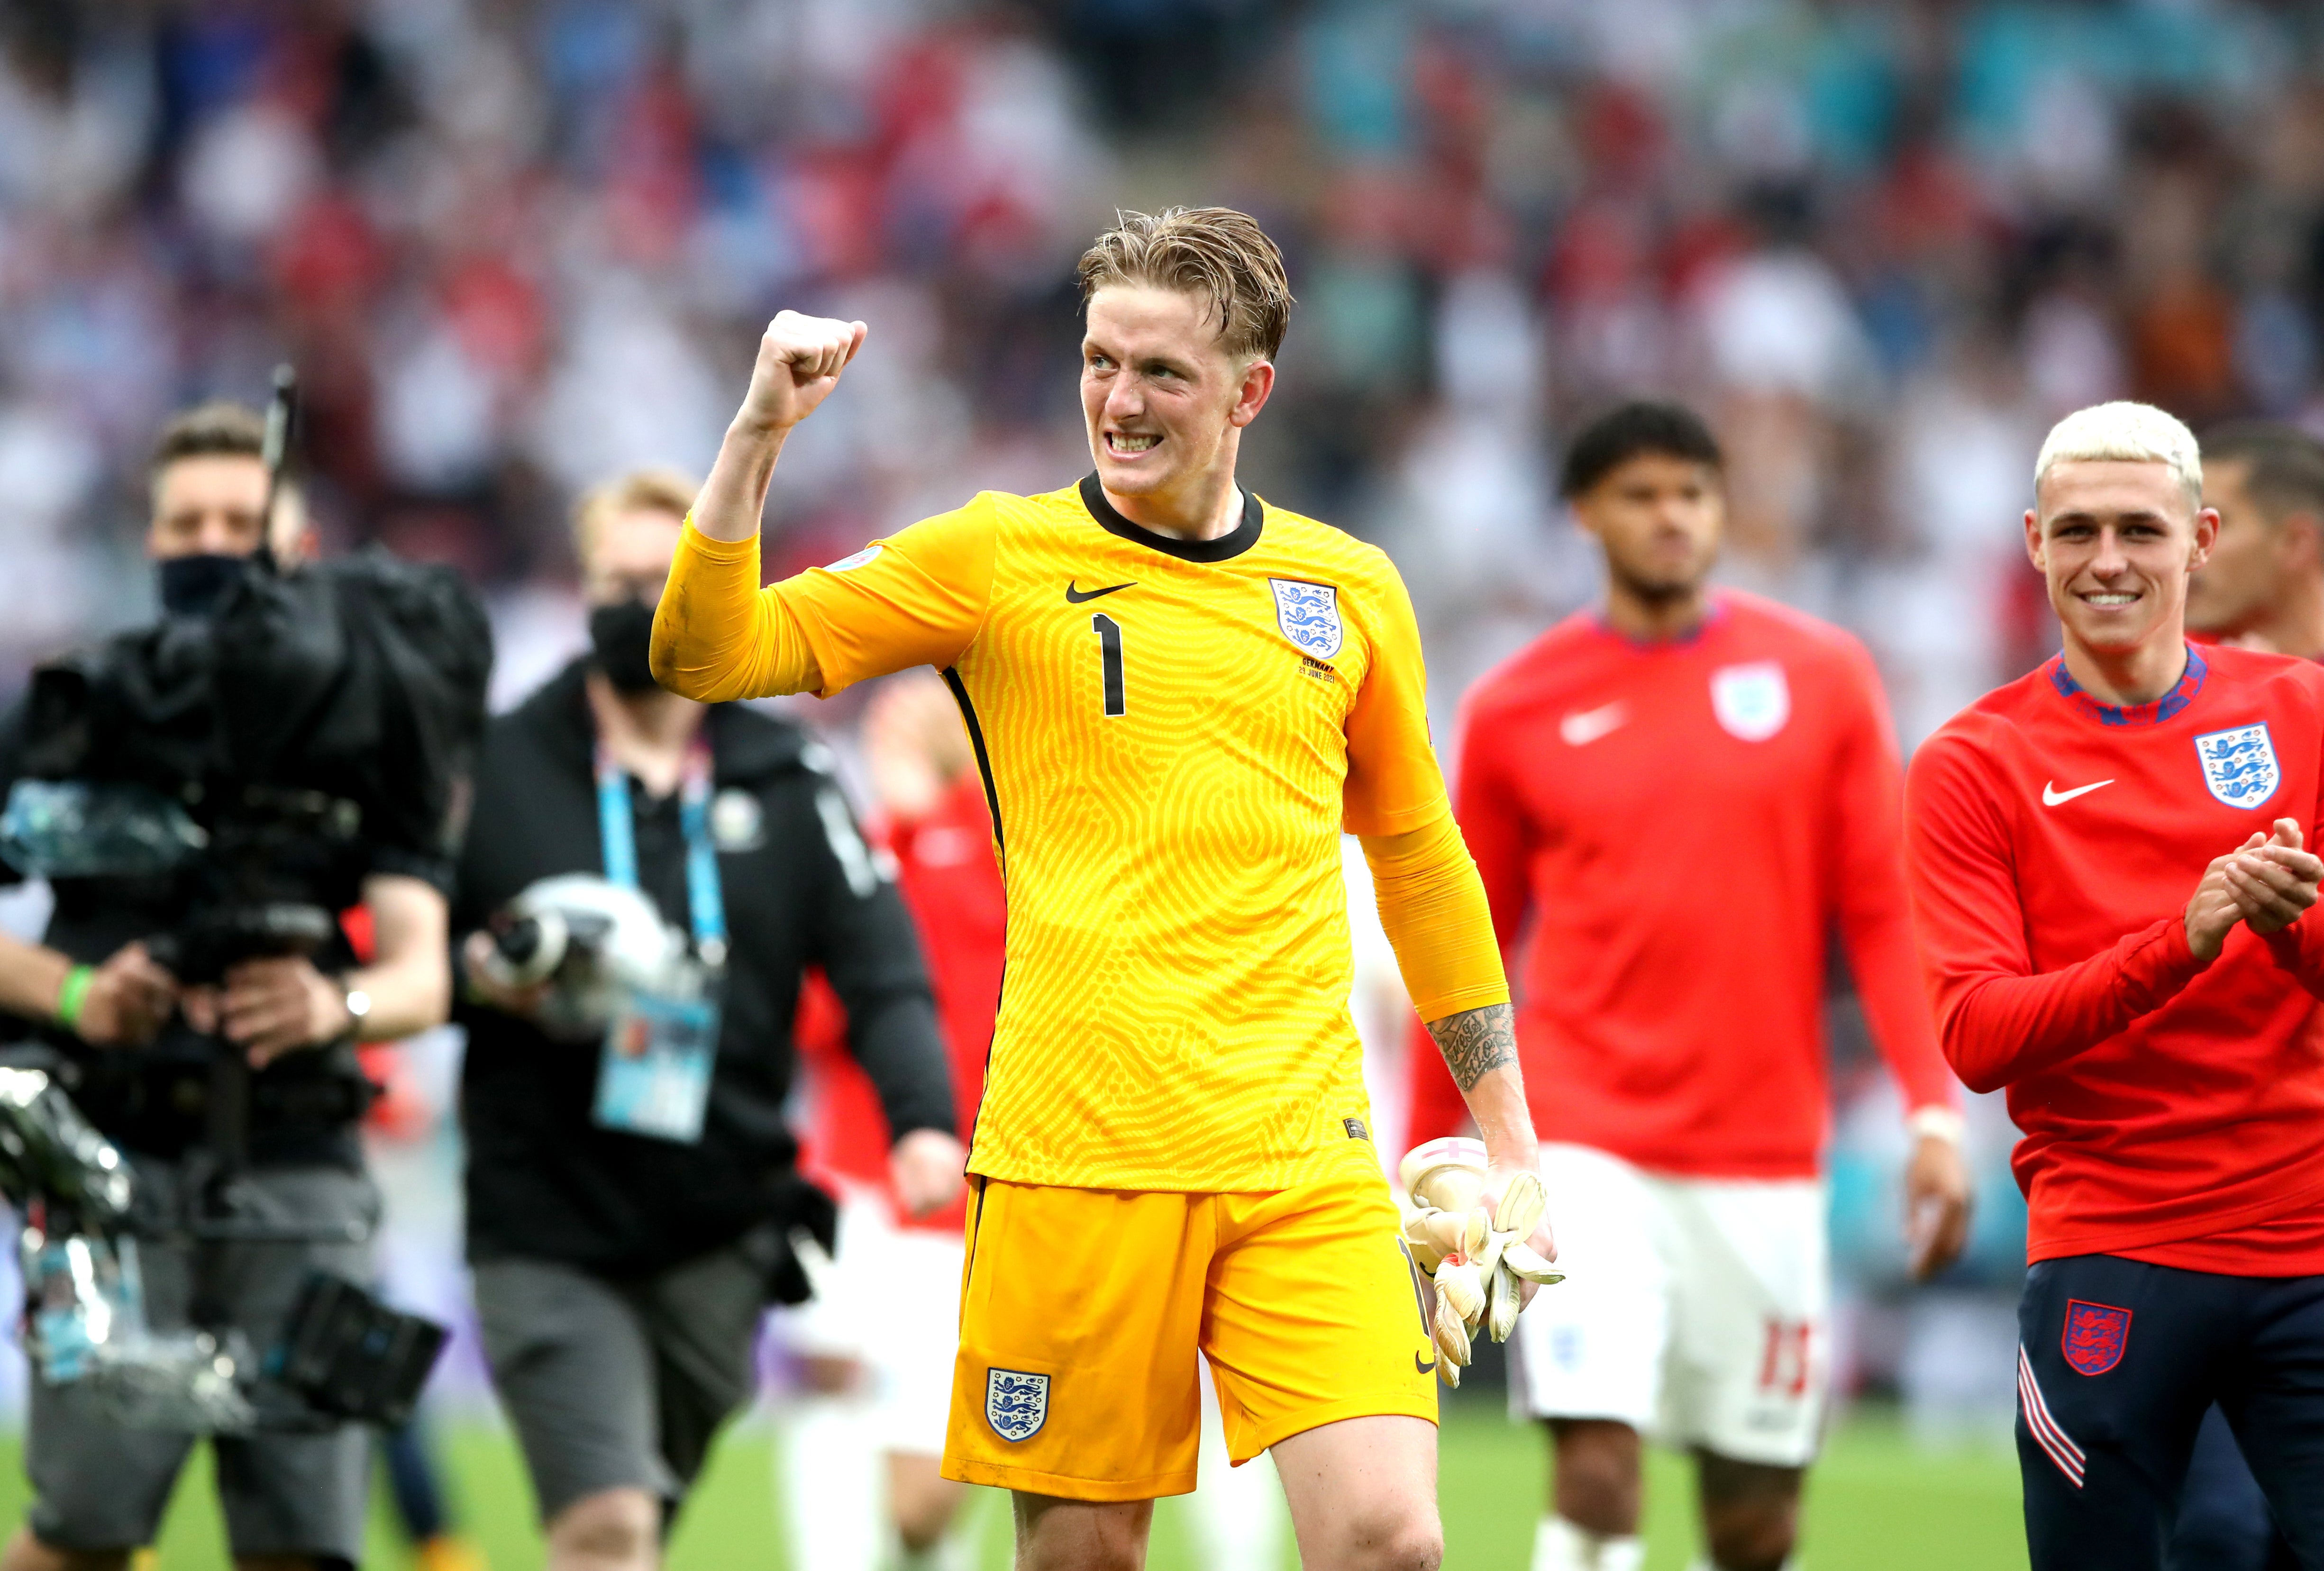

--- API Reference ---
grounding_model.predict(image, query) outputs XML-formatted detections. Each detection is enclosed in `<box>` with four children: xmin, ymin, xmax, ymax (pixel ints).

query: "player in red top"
<box><xmin>1407</xmin><ymin>402</ymin><xmax>1970</xmax><ymax>1571</ymax></box>
<box><xmin>2164</xmin><ymin>421</ymin><xmax>2324</xmax><ymax>1571</ymax></box>
<box><xmin>780</xmin><ymin>671</ymin><xmax>1001</xmax><ymax>1571</ymax></box>
<box><xmin>1905</xmin><ymin>401</ymin><xmax>2324</xmax><ymax>1571</ymax></box>
<box><xmin>2188</xmin><ymin>421</ymin><xmax>2324</xmax><ymax>663</ymax></box>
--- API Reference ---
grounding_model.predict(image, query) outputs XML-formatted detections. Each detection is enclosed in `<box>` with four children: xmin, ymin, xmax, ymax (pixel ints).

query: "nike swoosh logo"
<box><xmin>2042</xmin><ymin>779</ymin><xmax>2115</xmax><ymax>806</ymax></box>
<box><xmin>1559</xmin><ymin>701</ymin><xmax>1629</xmax><ymax>747</ymax></box>
<box><xmin>1415</xmin><ymin>1351</ymin><xmax>1436</xmax><ymax>1375</ymax></box>
<box><xmin>1065</xmin><ymin>580</ymin><xmax>1134</xmax><ymax>603</ymax></box>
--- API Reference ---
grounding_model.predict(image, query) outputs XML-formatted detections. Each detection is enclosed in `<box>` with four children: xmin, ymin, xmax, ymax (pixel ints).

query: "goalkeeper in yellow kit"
<box><xmin>652</xmin><ymin>208</ymin><xmax>1554</xmax><ymax>1571</ymax></box>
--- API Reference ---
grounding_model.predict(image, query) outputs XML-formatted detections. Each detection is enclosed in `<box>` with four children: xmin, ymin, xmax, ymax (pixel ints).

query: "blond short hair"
<box><xmin>1077</xmin><ymin>207</ymin><xmax>1294</xmax><ymax>361</ymax></box>
<box><xmin>2035</xmin><ymin>401</ymin><xmax>2204</xmax><ymax>511</ymax></box>
<box><xmin>571</xmin><ymin>467</ymin><xmax>697</xmax><ymax>563</ymax></box>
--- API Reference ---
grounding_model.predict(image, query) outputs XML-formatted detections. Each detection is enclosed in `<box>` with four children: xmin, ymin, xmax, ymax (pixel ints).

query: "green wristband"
<box><xmin>53</xmin><ymin>965</ymin><xmax>95</xmax><ymax>1032</ymax></box>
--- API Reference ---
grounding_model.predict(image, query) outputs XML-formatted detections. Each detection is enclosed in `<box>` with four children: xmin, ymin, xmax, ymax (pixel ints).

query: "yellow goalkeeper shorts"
<box><xmin>939</xmin><ymin>1146</ymin><xmax>1439</xmax><ymax>1500</ymax></box>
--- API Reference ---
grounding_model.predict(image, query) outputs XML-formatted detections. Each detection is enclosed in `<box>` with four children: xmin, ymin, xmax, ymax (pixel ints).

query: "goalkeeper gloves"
<box><xmin>1397</xmin><ymin>1136</ymin><xmax>1565</xmax><ymax>1386</ymax></box>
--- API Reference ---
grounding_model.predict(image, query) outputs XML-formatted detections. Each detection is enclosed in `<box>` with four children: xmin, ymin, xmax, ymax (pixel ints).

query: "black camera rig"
<box><xmin>0</xmin><ymin>369</ymin><xmax>488</xmax><ymax>1432</ymax></box>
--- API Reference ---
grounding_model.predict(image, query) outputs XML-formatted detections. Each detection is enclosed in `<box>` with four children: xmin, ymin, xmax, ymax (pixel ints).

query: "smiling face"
<box><xmin>1573</xmin><ymin>451</ymin><xmax>1725</xmax><ymax>602</ymax></box>
<box><xmin>1080</xmin><ymin>284</ymin><xmax>1273</xmax><ymax>509</ymax></box>
<box><xmin>2026</xmin><ymin>459</ymin><xmax>2217</xmax><ymax>658</ymax></box>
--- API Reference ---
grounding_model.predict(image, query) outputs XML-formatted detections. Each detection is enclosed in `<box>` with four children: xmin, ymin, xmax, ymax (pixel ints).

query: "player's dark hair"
<box><xmin>1560</xmin><ymin>401</ymin><xmax>1723</xmax><ymax>499</ymax></box>
<box><xmin>2201</xmin><ymin>420</ymin><xmax>2324</xmax><ymax>524</ymax></box>
<box><xmin>1078</xmin><ymin>207</ymin><xmax>1295</xmax><ymax>361</ymax></box>
<box><xmin>150</xmin><ymin>400</ymin><xmax>266</xmax><ymax>476</ymax></box>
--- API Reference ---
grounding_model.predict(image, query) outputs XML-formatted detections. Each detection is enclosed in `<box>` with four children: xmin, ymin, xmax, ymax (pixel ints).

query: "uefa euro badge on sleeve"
<box><xmin>592</xmin><ymin>987</ymin><xmax>719</xmax><ymax>1144</ymax></box>
<box><xmin>2195</xmin><ymin>723</ymin><xmax>2281</xmax><ymax>809</ymax></box>
<box><xmin>985</xmin><ymin>1368</ymin><xmax>1049</xmax><ymax>1441</ymax></box>
<box><xmin>1269</xmin><ymin>579</ymin><xmax>1344</xmax><ymax>660</ymax></box>
<box><xmin>1712</xmin><ymin>661</ymin><xmax>1791</xmax><ymax>741</ymax></box>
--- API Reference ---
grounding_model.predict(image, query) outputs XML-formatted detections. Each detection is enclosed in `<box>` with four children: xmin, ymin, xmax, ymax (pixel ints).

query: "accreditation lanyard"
<box><xmin>594</xmin><ymin>742</ymin><xmax>729</xmax><ymax>970</ymax></box>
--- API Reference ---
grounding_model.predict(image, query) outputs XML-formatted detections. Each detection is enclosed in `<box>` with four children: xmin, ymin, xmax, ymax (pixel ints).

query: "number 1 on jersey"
<box><xmin>1091</xmin><ymin>612</ymin><xmax>1126</xmax><ymax>717</ymax></box>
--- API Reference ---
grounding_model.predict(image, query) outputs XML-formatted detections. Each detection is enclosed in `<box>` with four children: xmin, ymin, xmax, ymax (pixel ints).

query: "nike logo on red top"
<box><xmin>2042</xmin><ymin>779</ymin><xmax>2115</xmax><ymax>806</ymax></box>
<box><xmin>1559</xmin><ymin>702</ymin><xmax>1628</xmax><ymax>746</ymax></box>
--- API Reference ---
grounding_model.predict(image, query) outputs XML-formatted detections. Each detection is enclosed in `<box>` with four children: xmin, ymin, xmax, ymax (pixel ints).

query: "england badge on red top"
<box><xmin>2194</xmin><ymin>722</ymin><xmax>2280</xmax><ymax>810</ymax></box>
<box><xmin>1712</xmin><ymin>662</ymin><xmax>1790</xmax><ymax>742</ymax></box>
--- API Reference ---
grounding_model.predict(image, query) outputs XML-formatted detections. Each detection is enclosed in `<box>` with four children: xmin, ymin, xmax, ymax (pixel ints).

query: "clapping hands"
<box><xmin>2187</xmin><ymin>817</ymin><xmax>2322</xmax><ymax>959</ymax></box>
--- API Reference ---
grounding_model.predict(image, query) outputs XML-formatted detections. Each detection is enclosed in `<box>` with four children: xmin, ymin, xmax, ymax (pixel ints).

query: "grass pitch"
<box><xmin>0</xmin><ymin>1400</ymin><xmax>2026</xmax><ymax>1569</ymax></box>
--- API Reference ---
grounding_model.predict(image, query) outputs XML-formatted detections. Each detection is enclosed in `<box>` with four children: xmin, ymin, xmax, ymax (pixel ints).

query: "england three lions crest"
<box><xmin>2061</xmin><ymin>1299</ymin><xmax>2130</xmax><ymax>1376</ymax></box>
<box><xmin>1269</xmin><ymin>579</ymin><xmax>1343</xmax><ymax>661</ymax></box>
<box><xmin>985</xmin><ymin>1368</ymin><xmax>1048</xmax><ymax>1442</ymax></box>
<box><xmin>2195</xmin><ymin>723</ymin><xmax>2280</xmax><ymax>809</ymax></box>
<box><xmin>1711</xmin><ymin>662</ymin><xmax>1790</xmax><ymax>742</ymax></box>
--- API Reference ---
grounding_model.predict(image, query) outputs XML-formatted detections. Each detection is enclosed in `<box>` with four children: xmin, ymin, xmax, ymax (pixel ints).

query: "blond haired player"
<box><xmin>651</xmin><ymin>207</ymin><xmax>1552</xmax><ymax>1571</ymax></box>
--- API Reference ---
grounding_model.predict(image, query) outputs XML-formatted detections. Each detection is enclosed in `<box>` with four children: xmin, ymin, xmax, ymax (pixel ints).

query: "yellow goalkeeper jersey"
<box><xmin>724</xmin><ymin>477</ymin><xmax>1461</xmax><ymax>1191</ymax></box>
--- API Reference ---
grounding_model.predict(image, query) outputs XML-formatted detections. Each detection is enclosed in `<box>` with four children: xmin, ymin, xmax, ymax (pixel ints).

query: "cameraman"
<box><xmin>456</xmin><ymin>470</ymin><xmax>962</xmax><ymax>1571</ymax></box>
<box><xmin>0</xmin><ymin>403</ymin><xmax>454</xmax><ymax>1571</ymax></box>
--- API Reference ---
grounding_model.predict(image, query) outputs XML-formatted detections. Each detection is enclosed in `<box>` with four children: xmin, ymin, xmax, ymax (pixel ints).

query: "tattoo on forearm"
<box><xmin>1426</xmin><ymin>1003</ymin><xmax>1517</xmax><ymax>1092</ymax></box>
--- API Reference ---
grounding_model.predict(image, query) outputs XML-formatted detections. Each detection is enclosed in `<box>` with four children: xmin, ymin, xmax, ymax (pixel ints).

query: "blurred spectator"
<box><xmin>0</xmin><ymin>0</ymin><xmax>2314</xmax><ymax>711</ymax></box>
<box><xmin>8</xmin><ymin>0</ymin><xmax>2324</xmax><ymax>1437</ymax></box>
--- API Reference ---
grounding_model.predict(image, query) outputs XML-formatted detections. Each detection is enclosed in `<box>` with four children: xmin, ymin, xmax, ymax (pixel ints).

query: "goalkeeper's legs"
<box><xmin>1009</xmin><ymin>1494</ymin><xmax>1153</xmax><ymax>1571</ymax></box>
<box><xmin>1273</xmin><ymin>1414</ymin><xmax>1443</xmax><ymax>1571</ymax></box>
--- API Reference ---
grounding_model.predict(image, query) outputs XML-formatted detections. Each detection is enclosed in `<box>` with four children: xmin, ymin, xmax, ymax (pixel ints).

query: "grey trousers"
<box><xmin>24</xmin><ymin>1162</ymin><xmax>378</xmax><ymax>1564</ymax></box>
<box><xmin>473</xmin><ymin>1239</ymin><xmax>769</xmax><ymax>1522</ymax></box>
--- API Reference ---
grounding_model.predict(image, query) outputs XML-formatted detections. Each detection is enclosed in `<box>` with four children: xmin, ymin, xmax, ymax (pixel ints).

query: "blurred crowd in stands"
<box><xmin>4</xmin><ymin>0</ymin><xmax>2322</xmax><ymax>724</ymax></box>
<box><xmin>2</xmin><ymin>0</ymin><xmax>2322</xmax><ymax>1425</ymax></box>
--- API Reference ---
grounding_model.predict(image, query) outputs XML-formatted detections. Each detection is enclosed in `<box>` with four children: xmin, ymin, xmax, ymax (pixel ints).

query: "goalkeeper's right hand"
<box><xmin>739</xmin><ymin>310</ymin><xmax>866</xmax><ymax>436</ymax></box>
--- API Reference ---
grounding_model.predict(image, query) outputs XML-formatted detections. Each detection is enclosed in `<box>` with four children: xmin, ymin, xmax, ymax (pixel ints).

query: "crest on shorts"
<box><xmin>2195</xmin><ymin>722</ymin><xmax>2280</xmax><ymax>809</ymax></box>
<box><xmin>1269</xmin><ymin>579</ymin><xmax>1343</xmax><ymax>661</ymax></box>
<box><xmin>985</xmin><ymin>1368</ymin><xmax>1048</xmax><ymax>1442</ymax></box>
<box><xmin>2061</xmin><ymin>1299</ymin><xmax>2130</xmax><ymax>1376</ymax></box>
<box><xmin>1711</xmin><ymin>662</ymin><xmax>1790</xmax><ymax>741</ymax></box>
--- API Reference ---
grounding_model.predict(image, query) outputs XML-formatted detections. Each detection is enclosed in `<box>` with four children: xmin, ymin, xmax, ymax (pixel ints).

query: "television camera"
<box><xmin>0</xmin><ymin>369</ymin><xmax>487</xmax><ymax>1433</ymax></box>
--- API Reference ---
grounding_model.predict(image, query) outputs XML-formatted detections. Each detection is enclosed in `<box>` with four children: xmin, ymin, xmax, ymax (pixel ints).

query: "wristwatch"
<box><xmin>339</xmin><ymin>978</ymin><xmax>373</xmax><ymax>1038</ymax></box>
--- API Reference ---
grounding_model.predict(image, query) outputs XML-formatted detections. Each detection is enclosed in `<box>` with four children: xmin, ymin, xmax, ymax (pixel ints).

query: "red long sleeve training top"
<box><xmin>798</xmin><ymin>772</ymin><xmax>1003</xmax><ymax>1234</ymax></box>
<box><xmin>1408</xmin><ymin>592</ymin><xmax>1959</xmax><ymax>1178</ymax></box>
<box><xmin>1905</xmin><ymin>643</ymin><xmax>2324</xmax><ymax>1270</ymax></box>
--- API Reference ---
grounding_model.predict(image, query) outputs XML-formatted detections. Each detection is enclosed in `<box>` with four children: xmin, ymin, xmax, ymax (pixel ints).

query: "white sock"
<box><xmin>778</xmin><ymin>1397</ymin><xmax>884</xmax><ymax>1571</ymax></box>
<box><xmin>1535</xmin><ymin>1514</ymin><xmax>1646</xmax><ymax>1571</ymax></box>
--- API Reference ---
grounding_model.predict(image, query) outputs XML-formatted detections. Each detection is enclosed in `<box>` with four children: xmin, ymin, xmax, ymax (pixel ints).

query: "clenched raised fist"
<box><xmin>736</xmin><ymin>310</ymin><xmax>868</xmax><ymax>435</ymax></box>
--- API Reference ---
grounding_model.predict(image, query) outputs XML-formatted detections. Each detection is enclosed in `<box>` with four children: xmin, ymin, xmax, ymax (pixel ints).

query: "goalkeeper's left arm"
<box><xmin>1360</xmin><ymin>809</ymin><xmax>1533</xmax><ymax>1178</ymax></box>
<box><xmin>1362</xmin><ymin>810</ymin><xmax>1562</xmax><ymax>1380</ymax></box>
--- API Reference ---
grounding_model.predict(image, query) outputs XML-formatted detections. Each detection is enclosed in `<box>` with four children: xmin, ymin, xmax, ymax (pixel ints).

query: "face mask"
<box><xmin>589</xmin><ymin>599</ymin><xmax>662</xmax><ymax>695</ymax></box>
<box><xmin>155</xmin><ymin>553</ymin><xmax>252</xmax><ymax>618</ymax></box>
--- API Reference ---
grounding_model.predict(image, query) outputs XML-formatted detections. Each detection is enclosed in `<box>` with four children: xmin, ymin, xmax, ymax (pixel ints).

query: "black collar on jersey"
<box><xmin>1077</xmin><ymin>472</ymin><xmax>1264</xmax><ymax>563</ymax></box>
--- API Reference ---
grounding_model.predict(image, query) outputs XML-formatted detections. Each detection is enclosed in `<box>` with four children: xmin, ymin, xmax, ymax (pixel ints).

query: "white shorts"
<box><xmin>1507</xmin><ymin>1143</ymin><xmax>1830</xmax><ymax>1467</ymax></box>
<box><xmin>775</xmin><ymin>1194</ymin><xmax>965</xmax><ymax>1456</ymax></box>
